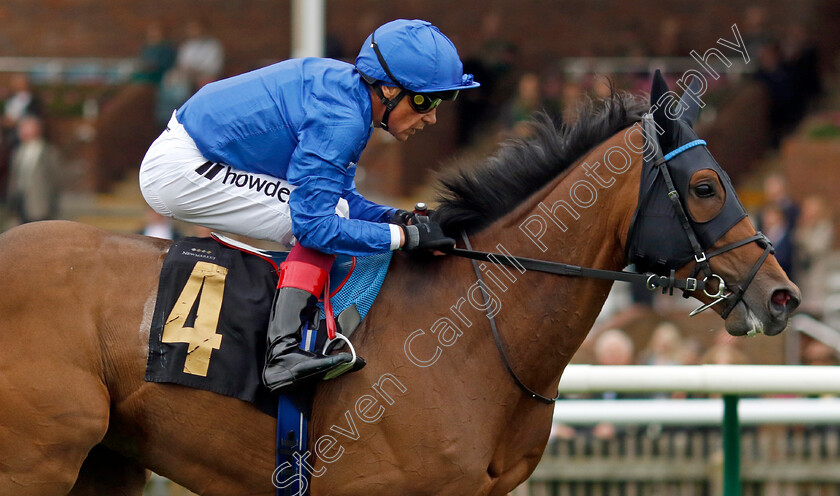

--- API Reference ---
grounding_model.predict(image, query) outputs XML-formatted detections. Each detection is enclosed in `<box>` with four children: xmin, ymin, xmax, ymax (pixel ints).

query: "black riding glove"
<box><xmin>401</xmin><ymin>222</ymin><xmax>455</xmax><ymax>252</ymax></box>
<box><xmin>389</xmin><ymin>209</ymin><xmax>413</xmax><ymax>225</ymax></box>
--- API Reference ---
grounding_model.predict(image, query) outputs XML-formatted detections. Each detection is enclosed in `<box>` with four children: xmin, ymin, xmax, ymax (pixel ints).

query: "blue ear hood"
<box><xmin>355</xmin><ymin>19</ymin><xmax>480</xmax><ymax>93</ymax></box>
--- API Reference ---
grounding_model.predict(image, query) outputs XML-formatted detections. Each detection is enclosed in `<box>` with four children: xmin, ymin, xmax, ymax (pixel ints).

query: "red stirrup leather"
<box><xmin>278</xmin><ymin>245</ymin><xmax>336</xmax><ymax>295</ymax></box>
<box><xmin>277</xmin><ymin>245</ymin><xmax>339</xmax><ymax>339</ymax></box>
<box><xmin>277</xmin><ymin>259</ymin><xmax>328</xmax><ymax>295</ymax></box>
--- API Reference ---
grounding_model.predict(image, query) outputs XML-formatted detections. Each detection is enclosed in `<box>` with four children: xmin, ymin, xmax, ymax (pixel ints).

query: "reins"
<box><xmin>453</xmin><ymin>231</ymin><xmax>706</xmax><ymax>405</ymax></box>
<box><xmin>450</xmin><ymin>246</ymin><xmax>707</xmax><ymax>294</ymax></box>
<box><xmin>460</xmin><ymin>233</ymin><xmax>559</xmax><ymax>404</ymax></box>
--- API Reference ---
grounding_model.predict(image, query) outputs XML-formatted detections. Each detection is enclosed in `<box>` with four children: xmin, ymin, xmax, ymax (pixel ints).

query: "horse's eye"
<box><xmin>694</xmin><ymin>184</ymin><xmax>714</xmax><ymax>198</ymax></box>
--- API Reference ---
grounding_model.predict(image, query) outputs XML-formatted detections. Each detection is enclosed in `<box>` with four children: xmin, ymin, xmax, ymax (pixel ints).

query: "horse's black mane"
<box><xmin>435</xmin><ymin>90</ymin><xmax>649</xmax><ymax>235</ymax></box>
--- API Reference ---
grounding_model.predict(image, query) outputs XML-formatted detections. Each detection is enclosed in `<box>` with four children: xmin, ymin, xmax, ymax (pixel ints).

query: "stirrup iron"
<box><xmin>322</xmin><ymin>332</ymin><xmax>357</xmax><ymax>380</ymax></box>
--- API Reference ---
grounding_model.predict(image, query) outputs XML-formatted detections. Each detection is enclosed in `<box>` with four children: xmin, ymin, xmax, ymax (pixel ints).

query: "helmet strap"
<box><xmin>360</xmin><ymin>30</ymin><xmax>415</xmax><ymax>131</ymax></box>
<box><xmin>373</xmin><ymin>84</ymin><xmax>406</xmax><ymax>131</ymax></box>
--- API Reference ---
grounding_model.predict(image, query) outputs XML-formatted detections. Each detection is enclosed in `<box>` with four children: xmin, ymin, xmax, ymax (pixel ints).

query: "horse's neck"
<box><xmin>465</xmin><ymin>129</ymin><xmax>643</xmax><ymax>394</ymax></box>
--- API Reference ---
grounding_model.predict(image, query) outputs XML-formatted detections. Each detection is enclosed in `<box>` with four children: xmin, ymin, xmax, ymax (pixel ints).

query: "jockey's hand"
<box><xmin>390</xmin><ymin>208</ymin><xmax>435</xmax><ymax>226</ymax></box>
<box><xmin>390</xmin><ymin>209</ymin><xmax>413</xmax><ymax>225</ymax></box>
<box><xmin>401</xmin><ymin>222</ymin><xmax>455</xmax><ymax>253</ymax></box>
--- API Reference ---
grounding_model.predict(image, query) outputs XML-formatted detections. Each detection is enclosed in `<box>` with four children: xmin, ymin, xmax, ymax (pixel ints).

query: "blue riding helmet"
<box><xmin>355</xmin><ymin>19</ymin><xmax>479</xmax><ymax>129</ymax></box>
<box><xmin>355</xmin><ymin>19</ymin><xmax>479</xmax><ymax>93</ymax></box>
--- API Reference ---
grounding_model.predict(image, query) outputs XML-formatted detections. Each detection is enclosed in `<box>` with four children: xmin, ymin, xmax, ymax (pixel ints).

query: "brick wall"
<box><xmin>1</xmin><ymin>0</ymin><xmax>835</xmax><ymax>87</ymax></box>
<box><xmin>0</xmin><ymin>0</ymin><xmax>291</xmax><ymax>75</ymax></box>
<box><xmin>327</xmin><ymin>0</ymin><xmax>838</xmax><ymax>72</ymax></box>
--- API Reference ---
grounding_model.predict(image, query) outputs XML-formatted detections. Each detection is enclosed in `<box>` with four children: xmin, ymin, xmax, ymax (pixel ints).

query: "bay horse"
<box><xmin>0</xmin><ymin>73</ymin><xmax>798</xmax><ymax>495</ymax></box>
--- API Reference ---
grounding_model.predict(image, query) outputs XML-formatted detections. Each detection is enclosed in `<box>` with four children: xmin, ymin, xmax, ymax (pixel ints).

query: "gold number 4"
<box><xmin>162</xmin><ymin>261</ymin><xmax>228</xmax><ymax>377</ymax></box>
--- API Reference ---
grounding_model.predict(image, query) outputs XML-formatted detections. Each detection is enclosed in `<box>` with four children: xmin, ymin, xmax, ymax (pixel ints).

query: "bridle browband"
<box><xmin>447</xmin><ymin>114</ymin><xmax>774</xmax><ymax>403</ymax></box>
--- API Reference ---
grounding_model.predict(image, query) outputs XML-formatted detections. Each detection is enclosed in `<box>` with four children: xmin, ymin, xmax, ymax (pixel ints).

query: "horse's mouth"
<box><xmin>724</xmin><ymin>291</ymin><xmax>798</xmax><ymax>337</ymax></box>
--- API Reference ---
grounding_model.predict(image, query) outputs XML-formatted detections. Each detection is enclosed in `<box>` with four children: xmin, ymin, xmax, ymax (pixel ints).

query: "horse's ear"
<box><xmin>678</xmin><ymin>77</ymin><xmax>702</xmax><ymax>127</ymax></box>
<box><xmin>650</xmin><ymin>69</ymin><xmax>675</xmax><ymax>145</ymax></box>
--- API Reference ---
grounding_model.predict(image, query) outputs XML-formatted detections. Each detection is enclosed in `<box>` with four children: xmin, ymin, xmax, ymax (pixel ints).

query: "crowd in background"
<box><xmin>551</xmin><ymin>320</ymin><xmax>839</xmax><ymax>442</ymax></box>
<box><xmin>453</xmin><ymin>7</ymin><xmax>822</xmax><ymax>148</ymax></box>
<box><xmin>0</xmin><ymin>9</ymin><xmax>836</xmax><ymax>335</ymax></box>
<box><xmin>0</xmin><ymin>72</ymin><xmax>60</xmax><ymax>226</ymax></box>
<box><xmin>0</xmin><ymin>17</ymin><xmax>226</xmax><ymax>236</ymax></box>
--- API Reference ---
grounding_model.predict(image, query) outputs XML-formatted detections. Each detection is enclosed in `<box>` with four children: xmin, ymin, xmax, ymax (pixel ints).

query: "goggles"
<box><xmin>408</xmin><ymin>90</ymin><xmax>459</xmax><ymax>113</ymax></box>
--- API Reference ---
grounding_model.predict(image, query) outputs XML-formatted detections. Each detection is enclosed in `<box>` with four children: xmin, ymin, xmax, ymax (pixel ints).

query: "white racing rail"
<box><xmin>552</xmin><ymin>365</ymin><xmax>840</xmax><ymax>495</ymax></box>
<box><xmin>557</xmin><ymin>364</ymin><xmax>840</xmax><ymax>395</ymax></box>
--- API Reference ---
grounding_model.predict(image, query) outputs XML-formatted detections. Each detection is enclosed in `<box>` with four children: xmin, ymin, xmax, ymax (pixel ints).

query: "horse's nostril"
<box><xmin>771</xmin><ymin>289</ymin><xmax>800</xmax><ymax>314</ymax></box>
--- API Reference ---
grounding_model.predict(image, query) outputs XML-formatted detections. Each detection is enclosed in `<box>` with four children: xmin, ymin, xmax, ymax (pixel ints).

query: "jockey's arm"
<box><xmin>288</xmin><ymin>175</ymin><xmax>402</xmax><ymax>256</ymax></box>
<box><xmin>341</xmin><ymin>165</ymin><xmax>397</xmax><ymax>223</ymax></box>
<box><xmin>286</xmin><ymin>122</ymin><xmax>401</xmax><ymax>256</ymax></box>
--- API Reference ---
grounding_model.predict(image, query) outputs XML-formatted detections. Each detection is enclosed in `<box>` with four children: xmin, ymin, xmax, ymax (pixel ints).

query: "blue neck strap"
<box><xmin>662</xmin><ymin>139</ymin><xmax>707</xmax><ymax>162</ymax></box>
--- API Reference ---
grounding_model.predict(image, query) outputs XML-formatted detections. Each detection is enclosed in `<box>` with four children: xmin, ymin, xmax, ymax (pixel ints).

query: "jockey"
<box><xmin>139</xmin><ymin>19</ymin><xmax>479</xmax><ymax>391</ymax></box>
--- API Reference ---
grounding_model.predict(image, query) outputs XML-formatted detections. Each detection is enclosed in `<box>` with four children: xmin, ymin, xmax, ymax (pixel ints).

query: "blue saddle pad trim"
<box><xmin>317</xmin><ymin>252</ymin><xmax>392</xmax><ymax>320</ymax></box>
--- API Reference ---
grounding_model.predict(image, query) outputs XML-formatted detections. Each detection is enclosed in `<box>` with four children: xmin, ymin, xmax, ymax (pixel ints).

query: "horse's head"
<box><xmin>627</xmin><ymin>70</ymin><xmax>800</xmax><ymax>336</ymax></box>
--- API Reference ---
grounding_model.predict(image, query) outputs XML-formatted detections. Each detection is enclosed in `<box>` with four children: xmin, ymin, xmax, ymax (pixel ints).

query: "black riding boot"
<box><xmin>262</xmin><ymin>287</ymin><xmax>352</xmax><ymax>391</ymax></box>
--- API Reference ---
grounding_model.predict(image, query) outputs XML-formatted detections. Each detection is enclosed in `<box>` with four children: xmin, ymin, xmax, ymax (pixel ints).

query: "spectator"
<box><xmin>473</xmin><ymin>12</ymin><xmax>517</xmax><ymax>110</ymax></box>
<box><xmin>1</xmin><ymin>73</ymin><xmax>45</xmax><ymax>200</ymax></box>
<box><xmin>2</xmin><ymin>73</ymin><xmax>43</xmax><ymax>132</ymax></box>
<box><xmin>653</xmin><ymin>17</ymin><xmax>687</xmax><ymax>57</ymax></box>
<box><xmin>139</xmin><ymin>207</ymin><xmax>184</xmax><ymax>241</ymax></box>
<box><xmin>763</xmin><ymin>174</ymin><xmax>799</xmax><ymax>225</ymax></box>
<box><xmin>325</xmin><ymin>32</ymin><xmax>346</xmax><ymax>61</ymax></box>
<box><xmin>701</xmin><ymin>329</ymin><xmax>749</xmax><ymax>365</ymax></box>
<box><xmin>594</xmin><ymin>328</ymin><xmax>636</xmax><ymax>368</ymax></box>
<box><xmin>456</xmin><ymin>12</ymin><xmax>517</xmax><ymax>146</ymax></box>
<box><xmin>793</xmin><ymin>195</ymin><xmax>834</xmax><ymax>316</ymax></box>
<box><xmin>156</xmin><ymin>20</ymin><xmax>225</xmax><ymax>126</ymax></box>
<box><xmin>754</xmin><ymin>42</ymin><xmax>798</xmax><ymax>147</ymax></box>
<box><xmin>590</xmin><ymin>76</ymin><xmax>613</xmax><ymax>100</ymax></box>
<box><xmin>132</xmin><ymin>21</ymin><xmax>178</xmax><ymax>85</ymax></box>
<box><xmin>781</xmin><ymin>24</ymin><xmax>822</xmax><ymax>110</ymax></box>
<box><xmin>741</xmin><ymin>6</ymin><xmax>772</xmax><ymax>62</ymax></box>
<box><xmin>553</xmin><ymin>328</ymin><xmax>638</xmax><ymax>441</ymax></box>
<box><xmin>590</xmin><ymin>328</ymin><xmax>637</xmax><ymax>439</ymax></box>
<box><xmin>174</xmin><ymin>19</ymin><xmax>225</xmax><ymax>89</ymax></box>
<box><xmin>156</xmin><ymin>69</ymin><xmax>193</xmax><ymax>128</ymax></box>
<box><xmin>500</xmin><ymin>72</ymin><xmax>542</xmax><ymax>138</ymax></box>
<box><xmin>758</xmin><ymin>173</ymin><xmax>799</xmax><ymax>280</ymax></box>
<box><xmin>561</xmin><ymin>79</ymin><xmax>584</xmax><ymax>124</ymax></box>
<box><xmin>638</xmin><ymin>322</ymin><xmax>683</xmax><ymax>366</ymax></box>
<box><xmin>6</xmin><ymin>116</ymin><xmax>60</xmax><ymax>224</ymax></box>
<box><xmin>540</xmin><ymin>70</ymin><xmax>565</xmax><ymax>121</ymax></box>
<box><xmin>761</xmin><ymin>204</ymin><xmax>795</xmax><ymax>278</ymax></box>
<box><xmin>678</xmin><ymin>338</ymin><xmax>702</xmax><ymax>366</ymax></box>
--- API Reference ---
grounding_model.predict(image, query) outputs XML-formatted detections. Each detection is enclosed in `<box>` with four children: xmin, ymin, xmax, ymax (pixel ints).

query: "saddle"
<box><xmin>144</xmin><ymin>234</ymin><xmax>392</xmax><ymax>415</ymax></box>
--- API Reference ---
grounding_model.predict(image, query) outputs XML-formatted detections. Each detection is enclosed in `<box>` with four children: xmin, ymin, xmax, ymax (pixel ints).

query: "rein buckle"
<box><xmin>685</xmin><ymin>278</ymin><xmax>698</xmax><ymax>292</ymax></box>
